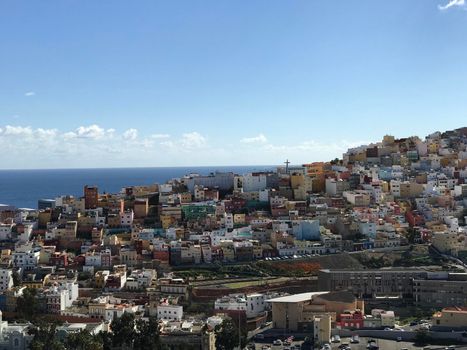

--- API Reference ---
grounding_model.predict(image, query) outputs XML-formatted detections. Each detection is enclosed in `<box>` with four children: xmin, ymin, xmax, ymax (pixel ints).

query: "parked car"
<box><xmin>331</xmin><ymin>335</ymin><xmax>341</xmax><ymax>343</ymax></box>
<box><xmin>350</xmin><ymin>335</ymin><xmax>360</xmax><ymax>343</ymax></box>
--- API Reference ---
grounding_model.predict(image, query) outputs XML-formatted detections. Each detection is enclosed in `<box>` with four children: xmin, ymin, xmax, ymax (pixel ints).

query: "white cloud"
<box><xmin>36</xmin><ymin>128</ymin><xmax>58</xmax><ymax>138</ymax></box>
<box><xmin>240</xmin><ymin>133</ymin><xmax>268</xmax><ymax>144</ymax></box>
<box><xmin>64</xmin><ymin>124</ymin><xmax>111</xmax><ymax>140</ymax></box>
<box><xmin>0</xmin><ymin>124</ymin><xmax>370</xmax><ymax>168</ymax></box>
<box><xmin>181</xmin><ymin>132</ymin><xmax>207</xmax><ymax>149</ymax></box>
<box><xmin>151</xmin><ymin>133</ymin><xmax>171</xmax><ymax>139</ymax></box>
<box><xmin>123</xmin><ymin>128</ymin><xmax>138</xmax><ymax>141</ymax></box>
<box><xmin>24</xmin><ymin>91</ymin><xmax>35</xmax><ymax>97</ymax></box>
<box><xmin>159</xmin><ymin>140</ymin><xmax>175</xmax><ymax>148</ymax></box>
<box><xmin>1</xmin><ymin>125</ymin><xmax>33</xmax><ymax>136</ymax></box>
<box><xmin>438</xmin><ymin>0</ymin><xmax>465</xmax><ymax>10</ymax></box>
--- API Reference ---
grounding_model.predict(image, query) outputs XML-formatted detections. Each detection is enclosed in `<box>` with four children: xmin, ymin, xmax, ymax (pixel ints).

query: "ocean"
<box><xmin>0</xmin><ymin>166</ymin><xmax>274</xmax><ymax>209</ymax></box>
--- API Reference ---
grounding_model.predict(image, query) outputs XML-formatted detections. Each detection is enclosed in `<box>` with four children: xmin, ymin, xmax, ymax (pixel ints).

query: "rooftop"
<box><xmin>267</xmin><ymin>291</ymin><xmax>328</xmax><ymax>303</ymax></box>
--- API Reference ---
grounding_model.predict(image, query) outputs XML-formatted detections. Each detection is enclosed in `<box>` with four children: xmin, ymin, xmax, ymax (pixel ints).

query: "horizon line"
<box><xmin>0</xmin><ymin>164</ymin><xmax>284</xmax><ymax>171</ymax></box>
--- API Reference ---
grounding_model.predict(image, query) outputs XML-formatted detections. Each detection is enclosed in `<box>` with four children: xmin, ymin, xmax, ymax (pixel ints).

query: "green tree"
<box><xmin>133</xmin><ymin>317</ymin><xmax>161</xmax><ymax>350</ymax></box>
<box><xmin>12</xmin><ymin>270</ymin><xmax>21</xmax><ymax>287</ymax></box>
<box><xmin>215</xmin><ymin>318</ymin><xmax>243</xmax><ymax>350</ymax></box>
<box><xmin>111</xmin><ymin>312</ymin><xmax>136</xmax><ymax>349</ymax></box>
<box><xmin>17</xmin><ymin>287</ymin><xmax>39</xmax><ymax>321</ymax></box>
<box><xmin>95</xmin><ymin>331</ymin><xmax>113</xmax><ymax>350</ymax></box>
<box><xmin>64</xmin><ymin>329</ymin><xmax>103</xmax><ymax>350</ymax></box>
<box><xmin>29</xmin><ymin>322</ymin><xmax>65</xmax><ymax>350</ymax></box>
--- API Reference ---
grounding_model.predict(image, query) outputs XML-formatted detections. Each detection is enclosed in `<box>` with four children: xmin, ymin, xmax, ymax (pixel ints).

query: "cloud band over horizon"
<box><xmin>0</xmin><ymin>124</ymin><xmax>368</xmax><ymax>169</ymax></box>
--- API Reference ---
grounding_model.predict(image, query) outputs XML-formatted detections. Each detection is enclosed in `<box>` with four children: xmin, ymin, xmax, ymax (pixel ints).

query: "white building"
<box><xmin>214</xmin><ymin>293</ymin><xmax>273</xmax><ymax>319</ymax></box>
<box><xmin>223</xmin><ymin>213</ymin><xmax>234</xmax><ymax>229</ymax></box>
<box><xmin>120</xmin><ymin>211</ymin><xmax>134</xmax><ymax>227</ymax></box>
<box><xmin>0</xmin><ymin>310</ymin><xmax>33</xmax><ymax>350</ymax></box>
<box><xmin>125</xmin><ymin>269</ymin><xmax>157</xmax><ymax>290</ymax></box>
<box><xmin>246</xmin><ymin>294</ymin><xmax>267</xmax><ymax>318</ymax></box>
<box><xmin>157</xmin><ymin>303</ymin><xmax>183</xmax><ymax>321</ymax></box>
<box><xmin>0</xmin><ymin>224</ymin><xmax>13</xmax><ymax>241</ymax></box>
<box><xmin>12</xmin><ymin>244</ymin><xmax>40</xmax><ymax>271</ymax></box>
<box><xmin>242</xmin><ymin>173</ymin><xmax>267</xmax><ymax>192</ymax></box>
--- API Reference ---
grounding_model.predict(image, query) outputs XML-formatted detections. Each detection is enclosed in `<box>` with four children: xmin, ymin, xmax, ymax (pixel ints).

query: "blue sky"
<box><xmin>1</xmin><ymin>0</ymin><xmax>467</xmax><ymax>169</ymax></box>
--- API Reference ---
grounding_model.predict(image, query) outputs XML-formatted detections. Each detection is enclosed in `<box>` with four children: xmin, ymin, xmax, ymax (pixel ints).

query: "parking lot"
<box><xmin>329</xmin><ymin>337</ymin><xmax>424</xmax><ymax>350</ymax></box>
<box><xmin>251</xmin><ymin>337</ymin><xmax>467</xmax><ymax>350</ymax></box>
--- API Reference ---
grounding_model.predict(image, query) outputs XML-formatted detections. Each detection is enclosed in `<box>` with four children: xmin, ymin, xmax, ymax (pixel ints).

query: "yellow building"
<box><xmin>95</xmin><ymin>270</ymin><xmax>110</xmax><ymax>289</ymax></box>
<box><xmin>120</xmin><ymin>247</ymin><xmax>138</xmax><ymax>267</ymax></box>
<box><xmin>22</xmin><ymin>274</ymin><xmax>50</xmax><ymax>290</ymax></box>
<box><xmin>160</xmin><ymin>214</ymin><xmax>176</xmax><ymax>229</ymax></box>
<box><xmin>432</xmin><ymin>232</ymin><xmax>460</xmax><ymax>256</ymax></box>
<box><xmin>432</xmin><ymin>307</ymin><xmax>467</xmax><ymax>330</ymax></box>
<box><xmin>303</xmin><ymin>162</ymin><xmax>325</xmax><ymax>177</ymax></box>
<box><xmin>428</xmin><ymin>142</ymin><xmax>439</xmax><ymax>154</ymax></box>
<box><xmin>134</xmin><ymin>198</ymin><xmax>149</xmax><ymax>218</ymax></box>
<box><xmin>290</xmin><ymin>173</ymin><xmax>304</xmax><ymax>190</ymax></box>
<box><xmin>179</xmin><ymin>192</ymin><xmax>192</xmax><ymax>204</ymax></box>
<box><xmin>38</xmin><ymin>211</ymin><xmax>52</xmax><ymax>228</ymax></box>
<box><xmin>268</xmin><ymin>291</ymin><xmax>362</xmax><ymax>333</ymax></box>
<box><xmin>107</xmin><ymin>214</ymin><xmax>121</xmax><ymax>228</ymax></box>
<box><xmin>314</xmin><ymin>315</ymin><xmax>332</xmax><ymax>345</ymax></box>
<box><xmin>382</xmin><ymin>135</ymin><xmax>395</xmax><ymax>146</ymax></box>
<box><xmin>251</xmin><ymin>240</ymin><xmax>263</xmax><ymax>259</ymax></box>
<box><xmin>220</xmin><ymin>241</ymin><xmax>235</xmax><ymax>262</ymax></box>
<box><xmin>39</xmin><ymin>246</ymin><xmax>56</xmax><ymax>264</ymax></box>
<box><xmin>233</xmin><ymin>214</ymin><xmax>246</xmax><ymax>225</ymax></box>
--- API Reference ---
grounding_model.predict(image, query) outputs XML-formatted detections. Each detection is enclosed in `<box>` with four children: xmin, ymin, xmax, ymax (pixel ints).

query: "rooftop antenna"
<box><xmin>284</xmin><ymin>159</ymin><xmax>290</xmax><ymax>174</ymax></box>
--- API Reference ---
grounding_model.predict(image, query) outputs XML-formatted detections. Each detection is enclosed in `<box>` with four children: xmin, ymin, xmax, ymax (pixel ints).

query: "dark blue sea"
<box><xmin>0</xmin><ymin>166</ymin><xmax>274</xmax><ymax>209</ymax></box>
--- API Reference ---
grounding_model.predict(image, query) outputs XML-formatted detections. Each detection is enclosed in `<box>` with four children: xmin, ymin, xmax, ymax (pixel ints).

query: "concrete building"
<box><xmin>12</xmin><ymin>244</ymin><xmax>41</xmax><ymax>271</ymax></box>
<box><xmin>431</xmin><ymin>231</ymin><xmax>461</xmax><ymax>256</ymax></box>
<box><xmin>157</xmin><ymin>302</ymin><xmax>183</xmax><ymax>321</ymax></box>
<box><xmin>291</xmin><ymin>220</ymin><xmax>321</xmax><ymax>241</ymax></box>
<box><xmin>0</xmin><ymin>224</ymin><xmax>13</xmax><ymax>241</ymax></box>
<box><xmin>325</xmin><ymin>178</ymin><xmax>349</xmax><ymax>197</ymax></box>
<box><xmin>432</xmin><ymin>307</ymin><xmax>467</xmax><ymax>331</ymax></box>
<box><xmin>38</xmin><ymin>199</ymin><xmax>55</xmax><ymax>210</ymax></box>
<box><xmin>413</xmin><ymin>272</ymin><xmax>467</xmax><ymax>308</ymax></box>
<box><xmin>84</xmin><ymin>185</ymin><xmax>98</xmax><ymax>210</ymax></box>
<box><xmin>318</xmin><ymin>269</ymin><xmax>428</xmax><ymax>298</ymax></box>
<box><xmin>184</xmin><ymin>172</ymin><xmax>234</xmax><ymax>192</ymax></box>
<box><xmin>0</xmin><ymin>311</ymin><xmax>33</xmax><ymax>349</ymax></box>
<box><xmin>160</xmin><ymin>320</ymin><xmax>216</xmax><ymax>350</ymax></box>
<box><xmin>267</xmin><ymin>291</ymin><xmax>362</xmax><ymax>332</ymax></box>
<box><xmin>242</xmin><ymin>173</ymin><xmax>268</xmax><ymax>192</ymax></box>
<box><xmin>0</xmin><ymin>269</ymin><xmax>13</xmax><ymax>291</ymax></box>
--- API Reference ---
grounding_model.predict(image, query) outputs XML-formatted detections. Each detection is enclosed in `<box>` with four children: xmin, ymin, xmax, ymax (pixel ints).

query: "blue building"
<box><xmin>292</xmin><ymin>220</ymin><xmax>320</xmax><ymax>241</ymax></box>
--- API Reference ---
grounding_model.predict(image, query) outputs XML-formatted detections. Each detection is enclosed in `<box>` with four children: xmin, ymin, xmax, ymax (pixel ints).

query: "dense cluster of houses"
<box><xmin>1</xmin><ymin>127</ymin><xmax>467</xmax><ymax>347</ymax></box>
